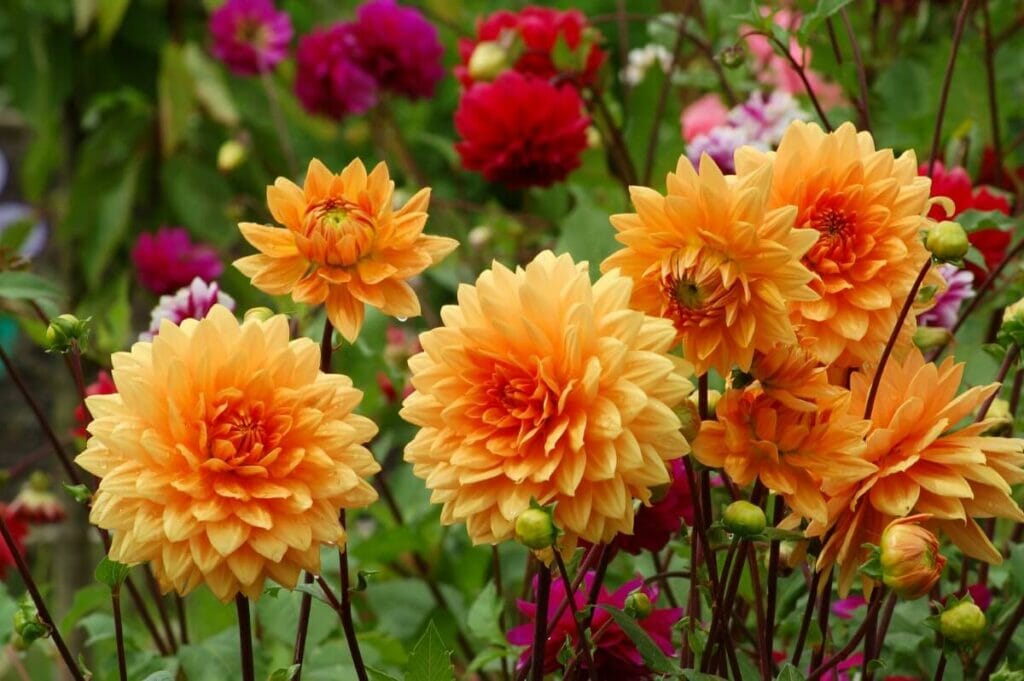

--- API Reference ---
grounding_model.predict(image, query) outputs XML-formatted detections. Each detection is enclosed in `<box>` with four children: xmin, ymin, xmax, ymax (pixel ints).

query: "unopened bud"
<box><xmin>1004</xmin><ymin>299</ymin><xmax>1024</xmax><ymax>326</ymax></box>
<box><xmin>243</xmin><ymin>307</ymin><xmax>275</xmax><ymax>322</ymax></box>
<box><xmin>940</xmin><ymin>601</ymin><xmax>986</xmax><ymax>644</ymax></box>
<box><xmin>13</xmin><ymin>600</ymin><xmax>48</xmax><ymax>647</ymax></box>
<box><xmin>217</xmin><ymin>139</ymin><xmax>247</xmax><ymax>173</ymax></box>
<box><xmin>982</xmin><ymin>398</ymin><xmax>1013</xmax><ymax>436</ymax></box>
<box><xmin>467</xmin><ymin>226</ymin><xmax>492</xmax><ymax>250</ymax></box>
<box><xmin>722</xmin><ymin>500</ymin><xmax>766</xmax><ymax>538</ymax></box>
<box><xmin>624</xmin><ymin>590</ymin><xmax>652</xmax><ymax>619</ymax></box>
<box><xmin>45</xmin><ymin>314</ymin><xmax>90</xmax><ymax>354</ymax></box>
<box><xmin>879</xmin><ymin>515</ymin><xmax>946</xmax><ymax>599</ymax></box>
<box><xmin>926</xmin><ymin>221</ymin><xmax>969</xmax><ymax>262</ymax></box>
<box><xmin>468</xmin><ymin>41</ymin><xmax>509</xmax><ymax>82</ymax></box>
<box><xmin>675</xmin><ymin>399</ymin><xmax>701</xmax><ymax>444</ymax></box>
<box><xmin>914</xmin><ymin>326</ymin><xmax>952</xmax><ymax>351</ymax></box>
<box><xmin>515</xmin><ymin>508</ymin><xmax>556</xmax><ymax>550</ymax></box>
<box><xmin>586</xmin><ymin>126</ymin><xmax>602</xmax><ymax>149</ymax></box>
<box><xmin>718</xmin><ymin>44</ymin><xmax>745</xmax><ymax>69</ymax></box>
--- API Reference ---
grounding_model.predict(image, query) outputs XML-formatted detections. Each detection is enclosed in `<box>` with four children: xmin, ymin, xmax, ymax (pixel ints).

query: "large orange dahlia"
<box><xmin>76</xmin><ymin>306</ymin><xmax>380</xmax><ymax>602</ymax></box>
<box><xmin>234</xmin><ymin>158</ymin><xmax>458</xmax><ymax>342</ymax></box>
<box><xmin>812</xmin><ymin>349</ymin><xmax>1024</xmax><ymax>595</ymax></box>
<box><xmin>601</xmin><ymin>155</ymin><xmax>819</xmax><ymax>376</ymax></box>
<box><xmin>401</xmin><ymin>251</ymin><xmax>692</xmax><ymax>547</ymax></box>
<box><xmin>735</xmin><ymin>121</ymin><xmax>938</xmax><ymax>367</ymax></box>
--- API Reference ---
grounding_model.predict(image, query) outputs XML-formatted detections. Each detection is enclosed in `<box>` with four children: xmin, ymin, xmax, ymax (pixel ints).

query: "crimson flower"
<box><xmin>0</xmin><ymin>505</ymin><xmax>27</xmax><ymax>579</ymax></box>
<box><xmin>349</xmin><ymin>0</ymin><xmax>444</xmax><ymax>99</ymax></box>
<box><xmin>612</xmin><ymin>459</ymin><xmax>694</xmax><ymax>555</ymax></box>
<box><xmin>131</xmin><ymin>227</ymin><xmax>223</xmax><ymax>296</ymax></box>
<box><xmin>295</xmin><ymin>24</ymin><xmax>377</xmax><ymax>119</ymax></box>
<box><xmin>208</xmin><ymin>0</ymin><xmax>292</xmax><ymax>76</ymax></box>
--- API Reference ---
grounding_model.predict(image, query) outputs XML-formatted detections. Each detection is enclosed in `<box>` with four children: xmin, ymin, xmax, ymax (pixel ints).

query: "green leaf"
<box><xmin>183</xmin><ymin>43</ymin><xmax>240</xmax><ymax>128</ymax></box>
<box><xmin>160</xmin><ymin>155</ymin><xmax>237</xmax><ymax>248</ymax></box>
<box><xmin>406</xmin><ymin>621</ymin><xmax>455</xmax><ymax>681</ymax></box>
<box><xmin>597</xmin><ymin>605</ymin><xmax>683</xmax><ymax>675</ymax></box>
<box><xmin>94</xmin><ymin>558</ymin><xmax>131</xmax><ymax>590</ymax></box>
<box><xmin>267</xmin><ymin>665</ymin><xmax>301</xmax><ymax>681</ymax></box>
<box><xmin>96</xmin><ymin>0</ymin><xmax>130</xmax><ymax>45</ymax></box>
<box><xmin>554</xmin><ymin>186</ymin><xmax>619</xmax><ymax>280</ymax></box>
<box><xmin>776</xmin><ymin>662</ymin><xmax>807</xmax><ymax>680</ymax></box>
<box><xmin>293</xmin><ymin>582</ymin><xmax>332</xmax><ymax>607</ymax></box>
<box><xmin>992</xmin><ymin>663</ymin><xmax>1024</xmax><ymax>681</ymax></box>
<box><xmin>466</xmin><ymin>582</ymin><xmax>505</xmax><ymax>646</ymax></box>
<box><xmin>366</xmin><ymin>668</ymin><xmax>401</xmax><ymax>681</ymax></box>
<box><xmin>141</xmin><ymin>673</ymin><xmax>175</xmax><ymax>681</ymax></box>
<box><xmin>178</xmin><ymin>629</ymin><xmax>242</xmax><ymax>681</ymax></box>
<box><xmin>158</xmin><ymin>42</ymin><xmax>197</xmax><ymax>157</ymax></box>
<box><xmin>0</xmin><ymin>271</ymin><xmax>64</xmax><ymax>318</ymax></box>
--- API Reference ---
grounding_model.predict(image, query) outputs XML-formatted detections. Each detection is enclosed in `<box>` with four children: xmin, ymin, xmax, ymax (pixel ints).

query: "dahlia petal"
<box><xmin>326</xmin><ymin>286</ymin><xmax>366</xmax><ymax>343</ymax></box>
<box><xmin>207</xmin><ymin>518</ymin><xmax>250</xmax><ymax>556</ymax></box>
<box><xmin>267</xmin><ymin>179</ymin><xmax>305</xmax><ymax>229</ymax></box>
<box><xmin>239</xmin><ymin>223</ymin><xmax>300</xmax><ymax>258</ymax></box>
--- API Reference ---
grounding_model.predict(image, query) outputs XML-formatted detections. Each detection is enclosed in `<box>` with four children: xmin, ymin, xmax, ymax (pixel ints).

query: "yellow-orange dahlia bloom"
<box><xmin>235</xmin><ymin>158</ymin><xmax>458</xmax><ymax>342</ymax></box>
<box><xmin>735</xmin><ymin>121</ymin><xmax>940</xmax><ymax>367</ymax></box>
<box><xmin>401</xmin><ymin>251</ymin><xmax>693</xmax><ymax>547</ymax></box>
<box><xmin>812</xmin><ymin>349</ymin><xmax>1024</xmax><ymax>595</ymax></box>
<box><xmin>601</xmin><ymin>155</ymin><xmax>819</xmax><ymax>376</ymax></box>
<box><xmin>693</xmin><ymin>382</ymin><xmax>873</xmax><ymax>525</ymax></box>
<box><xmin>750</xmin><ymin>341</ymin><xmax>845</xmax><ymax>412</ymax></box>
<box><xmin>76</xmin><ymin>306</ymin><xmax>380</xmax><ymax>602</ymax></box>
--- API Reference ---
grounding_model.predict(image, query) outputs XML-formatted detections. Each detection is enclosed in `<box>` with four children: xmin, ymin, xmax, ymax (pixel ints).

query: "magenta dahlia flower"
<box><xmin>612</xmin><ymin>459</ymin><xmax>694</xmax><ymax>555</ymax></box>
<box><xmin>208</xmin><ymin>0</ymin><xmax>293</xmax><ymax>76</ymax></box>
<box><xmin>508</xmin><ymin>573</ymin><xmax>680</xmax><ymax>678</ymax></box>
<box><xmin>917</xmin><ymin>264</ymin><xmax>974</xmax><ymax>330</ymax></box>
<box><xmin>350</xmin><ymin>0</ymin><xmax>444</xmax><ymax>99</ymax></box>
<box><xmin>131</xmin><ymin>227</ymin><xmax>223</xmax><ymax>296</ymax></box>
<box><xmin>294</xmin><ymin>23</ymin><xmax>378</xmax><ymax>119</ymax></box>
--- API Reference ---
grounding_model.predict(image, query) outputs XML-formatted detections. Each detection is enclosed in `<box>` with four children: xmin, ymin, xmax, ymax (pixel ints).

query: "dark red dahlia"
<box><xmin>131</xmin><ymin>227</ymin><xmax>223</xmax><ymax>296</ymax></box>
<box><xmin>350</xmin><ymin>0</ymin><xmax>444</xmax><ymax>100</ymax></box>
<box><xmin>455</xmin><ymin>71</ymin><xmax>589</xmax><ymax>188</ymax></box>
<box><xmin>456</xmin><ymin>6</ymin><xmax>605</xmax><ymax>88</ymax></box>
<box><xmin>615</xmin><ymin>459</ymin><xmax>694</xmax><ymax>555</ymax></box>
<box><xmin>0</xmin><ymin>505</ymin><xmax>27</xmax><ymax>579</ymax></box>
<box><xmin>295</xmin><ymin>23</ymin><xmax>378</xmax><ymax>120</ymax></box>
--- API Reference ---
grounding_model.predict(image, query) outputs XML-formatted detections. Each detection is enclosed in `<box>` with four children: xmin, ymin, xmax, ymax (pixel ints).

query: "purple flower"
<box><xmin>350</xmin><ymin>0</ymin><xmax>445</xmax><ymax>100</ymax></box>
<box><xmin>141</xmin><ymin>278</ymin><xmax>235</xmax><ymax>341</ymax></box>
<box><xmin>132</xmin><ymin>227</ymin><xmax>223</xmax><ymax>296</ymax></box>
<box><xmin>831</xmin><ymin>595</ymin><xmax>866</xmax><ymax>620</ymax></box>
<box><xmin>727</xmin><ymin>90</ymin><xmax>807</xmax><ymax>145</ymax></box>
<box><xmin>295</xmin><ymin>24</ymin><xmax>378</xmax><ymax>120</ymax></box>
<box><xmin>917</xmin><ymin>264</ymin><xmax>974</xmax><ymax>329</ymax></box>
<box><xmin>0</xmin><ymin>151</ymin><xmax>47</xmax><ymax>260</ymax></box>
<box><xmin>209</xmin><ymin>0</ymin><xmax>293</xmax><ymax>76</ymax></box>
<box><xmin>687</xmin><ymin>126</ymin><xmax>756</xmax><ymax>173</ymax></box>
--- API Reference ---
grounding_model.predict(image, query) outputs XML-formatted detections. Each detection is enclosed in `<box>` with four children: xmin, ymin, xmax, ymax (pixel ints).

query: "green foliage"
<box><xmin>598</xmin><ymin>605</ymin><xmax>683</xmax><ymax>675</ymax></box>
<box><xmin>406</xmin><ymin>621</ymin><xmax>455</xmax><ymax>681</ymax></box>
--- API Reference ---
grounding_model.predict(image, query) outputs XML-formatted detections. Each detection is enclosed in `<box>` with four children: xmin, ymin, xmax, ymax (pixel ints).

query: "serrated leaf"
<box><xmin>466</xmin><ymin>582</ymin><xmax>505</xmax><ymax>645</ymax></box>
<box><xmin>406</xmin><ymin>621</ymin><xmax>455</xmax><ymax>681</ymax></box>
<box><xmin>94</xmin><ymin>558</ymin><xmax>131</xmax><ymax>590</ymax></box>
<box><xmin>776</xmin><ymin>662</ymin><xmax>806</xmax><ymax>680</ymax></box>
<box><xmin>597</xmin><ymin>605</ymin><xmax>683</xmax><ymax>675</ymax></box>
<box><xmin>366</xmin><ymin>668</ymin><xmax>401</xmax><ymax>681</ymax></box>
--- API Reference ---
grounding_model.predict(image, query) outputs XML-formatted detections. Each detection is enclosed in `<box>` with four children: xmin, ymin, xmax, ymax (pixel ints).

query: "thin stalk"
<box><xmin>236</xmin><ymin>595</ymin><xmax>255</xmax><ymax>681</ymax></box>
<box><xmin>872</xmin><ymin>590</ymin><xmax>898</xmax><ymax>658</ymax></box>
<box><xmin>529</xmin><ymin>564</ymin><xmax>552</xmax><ymax>681</ymax></box>
<box><xmin>977</xmin><ymin>595</ymin><xmax>1024</xmax><ymax>679</ymax></box>
<box><xmin>259</xmin><ymin>70</ymin><xmax>298</xmax><ymax>176</ymax></box>
<box><xmin>554</xmin><ymin>552</ymin><xmax>594</xmax><ymax>677</ymax></box>
<box><xmin>112</xmin><ymin>588</ymin><xmax>128</xmax><ymax>681</ymax></box>
<box><xmin>810</xmin><ymin>570</ymin><xmax>835</xmax><ymax>672</ymax></box>
<box><xmin>584</xmin><ymin>89</ymin><xmax>638</xmax><ymax>188</ymax></box>
<box><xmin>976</xmin><ymin>344</ymin><xmax>1020</xmax><ymax>422</ymax></box>
<box><xmin>738</xmin><ymin>31</ymin><xmax>832</xmax><ymax>130</ymax></box>
<box><xmin>68</xmin><ymin>343</ymin><xmax>92</xmax><ymax>423</ymax></box>
<box><xmin>864</xmin><ymin>260</ymin><xmax>932</xmax><ymax>418</ymax></box>
<box><xmin>642</xmin><ymin>9</ymin><xmax>689</xmax><ymax>185</ymax></box>
<box><xmin>861</xmin><ymin>589</ymin><xmax>881</xmax><ymax>681</ymax></box>
<box><xmin>0</xmin><ymin>514</ymin><xmax>85</xmax><ymax>681</ymax></box>
<box><xmin>981</xmin><ymin>0</ymin><xmax>1003</xmax><ymax>182</ymax></box>
<box><xmin>338</xmin><ymin>511</ymin><xmax>370</xmax><ymax>681</ymax></box>
<box><xmin>926</xmin><ymin>0</ymin><xmax>974</xmax><ymax>177</ymax></box>
<box><xmin>144</xmin><ymin>565</ymin><xmax>177</xmax><ymax>651</ymax></box>
<box><xmin>791</xmin><ymin>567</ymin><xmax>824</xmax><ymax>666</ymax></box>
<box><xmin>839</xmin><ymin>8</ymin><xmax>872</xmax><ymax>131</ymax></box>
<box><xmin>649</xmin><ymin>550</ymin><xmax>678</xmax><ymax>608</ymax></box>
<box><xmin>125</xmin><ymin>577</ymin><xmax>171</xmax><ymax>656</ymax></box>
<box><xmin>175</xmin><ymin>594</ymin><xmax>189</xmax><ymax>644</ymax></box>
<box><xmin>763</xmin><ymin>497</ymin><xmax>784</xmax><ymax>668</ymax></box>
<box><xmin>745</xmin><ymin>543</ymin><xmax>770</xmax><ymax>680</ymax></box>
<box><xmin>934</xmin><ymin>654</ymin><xmax>948</xmax><ymax>681</ymax></box>
<box><xmin>808</xmin><ymin>590</ymin><xmax>890</xmax><ymax>681</ymax></box>
<box><xmin>492</xmin><ymin>546</ymin><xmax>511</xmax><ymax>681</ymax></box>
<box><xmin>701</xmin><ymin>538</ymin><xmax>745</xmax><ymax>672</ymax></box>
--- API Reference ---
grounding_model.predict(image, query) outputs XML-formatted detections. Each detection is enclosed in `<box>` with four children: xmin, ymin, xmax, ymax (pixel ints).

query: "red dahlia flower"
<box><xmin>456</xmin><ymin>6</ymin><xmax>605</xmax><ymax>87</ymax></box>
<box><xmin>208</xmin><ymin>0</ymin><xmax>293</xmax><ymax>76</ymax></box>
<box><xmin>614</xmin><ymin>459</ymin><xmax>694</xmax><ymax>555</ymax></box>
<box><xmin>295</xmin><ymin>24</ymin><xmax>378</xmax><ymax>119</ymax></box>
<box><xmin>131</xmin><ymin>227</ymin><xmax>223</xmax><ymax>296</ymax></box>
<box><xmin>0</xmin><ymin>505</ymin><xmax>27</xmax><ymax>579</ymax></box>
<box><xmin>350</xmin><ymin>0</ymin><xmax>444</xmax><ymax>99</ymax></box>
<box><xmin>455</xmin><ymin>71</ymin><xmax>589</xmax><ymax>188</ymax></box>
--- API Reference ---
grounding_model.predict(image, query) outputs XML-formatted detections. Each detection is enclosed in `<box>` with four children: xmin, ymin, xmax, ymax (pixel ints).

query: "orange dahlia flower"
<box><xmin>750</xmin><ymin>341</ymin><xmax>845</xmax><ymax>412</ymax></box>
<box><xmin>735</xmin><ymin>121</ymin><xmax>939</xmax><ymax>367</ymax></box>
<box><xmin>812</xmin><ymin>349</ymin><xmax>1024</xmax><ymax>595</ymax></box>
<box><xmin>601</xmin><ymin>155</ymin><xmax>819</xmax><ymax>376</ymax></box>
<box><xmin>401</xmin><ymin>251</ymin><xmax>693</xmax><ymax>547</ymax></box>
<box><xmin>235</xmin><ymin>158</ymin><xmax>458</xmax><ymax>342</ymax></box>
<box><xmin>693</xmin><ymin>382</ymin><xmax>873</xmax><ymax>525</ymax></box>
<box><xmin>76</xmin><ymin>306</ymin><xmax>380</xmax><ymax>601</ymax></box>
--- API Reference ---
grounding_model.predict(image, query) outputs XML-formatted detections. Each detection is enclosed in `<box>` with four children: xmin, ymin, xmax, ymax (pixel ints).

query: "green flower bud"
<box><xmin>913</xmin><ymin>326</ymin><xmax>951</xmax><ymax>352</ymax></box>
<box><xmin>586</xmin><ymin>126</ymin><xmax>602</xmax><ymax>150</ymax></box>
<box><xmin>217</xmin><ymin>139</ymin><xmax>247</xmax><ymax>173</ymax></box>
<box><xmin>243</xmin><ymin>307</ymin><xmax>275</xmax><ymax>322</ymax></box>
<box><xmin>879</xmin><ymin>515</ymin><xmax>946</xmax><ymax>599</ymax></box>
<box><xmin>718</xmin><ymin>44</ymin><xmax>746</xmax><ymax>69</ymax></box>
<box><xmin>722</xmin><ymin>500</ymin><xmax>766</xmax><ymax>538</ymax></box>
<box><xmin>515</xmin><ymin>508</ymin><xmax>556</xmax><ymax>550</ymax></box>
<box><xmin>468</xmin><ymin>41</ymin><xmax>509</xmax><ymax>82</ymax></box>
<box><xmin>982</xmin><ymin>398</ymin><xmax>1013</xmax><ymax>436</ymax></box>
<box><xmin>926</xmin><ymin>221</ymin><xmax>969</xmax><ymax>262</ymax></box>
<box><xmin>940</xmin><ymin>601</ymin><xmax>986</xmax><ymax>644</ymax></box>
<box><xmin>624</xmin><ymin>590</ymin><xmax>652</xmax><ymax>619</ymax></box>
<box><xmin>675</xmin><ymin>398</ymin><xmax>701</xmax><ymax>444</ymax></box>
<box><xmin>13</xmin><ymin>600</ymin><xmax>49</xmax><ymax>647</ymax></box>
<box><xmin>45</xmin><ymin>314</ymin><xmax>90</xmax><ymax>354</ymax></box>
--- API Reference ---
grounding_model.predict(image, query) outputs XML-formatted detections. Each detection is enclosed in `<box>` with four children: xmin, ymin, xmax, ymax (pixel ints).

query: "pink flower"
<box><xmin>209</xmin><ymin>0</ymin><xmax>293</xmax><ymax>76</ymax></box>
<box><xmin>132</xmin><ymin>227</ymin><xmax>222</xmax><ymax>296</ymax></box>
<box><xmin>681</xmin><ymin>94</ymin><xmax>728</xmax><ymax>142</ymax></box>
<box><xmin>831</xmin><ymin>595</ymin><xmax>866</xmax><ymax>620</ymax></box>
<box><xmin>508</xmin><ymin>573</ymin><xmax>681</xmax><ymax>678</ymax></box>
<box><xmin>350</xmin><ymin>0</ymin><xmax>444</xmax><ymax>100</ymax></box>
<box><xmin>140</xmin><ymin>278</ymin><xmax>236</xmax><ymax>341</ymax></box>
<box><xmin>295</xmin><ymin>24</ymin><xmax>378</xmax><ymax>119</ymax></box>
<box><xmin>917</xmin><ymin>264</ymin><xmax>973</xmax><ymax>330</ymax></box>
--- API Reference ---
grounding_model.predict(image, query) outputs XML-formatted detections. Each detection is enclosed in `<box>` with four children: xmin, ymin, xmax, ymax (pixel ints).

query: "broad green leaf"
<box><xmin>466</xmin><ymin>582</ymin><xmax>505</xmax><ymax>645</ymax></box>
<box><xmin>776</xmin><ymin>663</ymin><xmax>807</xmax><ymax>680</ymax></box>
<box><xmin>554</xmin><ymin>187</ymin><xmax>619</xmax><ymax>279</ymax></box>
<box><xmin>367</xmin><ymin>668</ymin><xmax>401</xmax><ymax>681</ymax></box>
<box><xmin>96</xmin><ymin>0</ymin><xmax>130</xmax><ymax>44</ymax></box>
<box><xmin>178</xmin><ymin>629</ymin><xmax>242</xmax><ymax>681</ymax></box>
<box><xmin>406</xmin><ymin>621</ymin><xmax>454</xmax><ymax>681</ymax></box>
<box><xmin>268</xmin><ymin>665</ymin><xmax>301</xmax><ymax>681</ymax></box>
<box><xmin>158</xmin><ymin>43</ymin><xmax>196</xmax><ymax>157</ymax></box>
<box><xmin>598</xmin><ymin>605</ymin><xmax>683</xmax><ymax>675</ymax></box>
<box><xmin>160</xmin><ymin>155</ymin><xmax>237</xmax><ymax>248</ymax></box>
<box><xmin>141</xmin><ymin>673</ymin><xmax>175</xmax><ymax>681</ymax></box>
<box><xmin>94</xmin><ymin>557</ymin><xmax>131</xmax><ymax>590</ymax></box>
<box><xmin>0</xmin><ymin>271</ymin><xmax>63</xmax><ymax>317</ymax></box>
<box><xmin>183</xmin><ymin>43</ymin><xmax>240</xmax><ymax>128</ymax></box>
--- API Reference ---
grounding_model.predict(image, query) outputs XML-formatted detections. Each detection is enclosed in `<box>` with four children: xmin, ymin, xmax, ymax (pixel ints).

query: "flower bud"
<box><xmin>982</xmin><ymin>398</ymin><xmax>1013</xmax><ymax>436</ymax></box>
<box><xmin>515</xmin><ymin>508</ymin><xmax>556</xmax><ymax>550</ymax></box>
<box><xmin>940</xmin><ymin>601</ymin><xmax>986</xmax><ymax>644</ymax></box>
<box><xmin>675</xmin><ymin>399</ymin><xmax>701</xmax><ymax>444</ymax></box>
<box><xmin>45</xmin><ymin>314</ymin><xmax>90</xmax><ymax>354</ymax></box>
<box><xmin>243</xmin><ymin>307</ymin><xmax>275</xmax><ymax>322</ymax></box>
<box><xmin>468</xmin><ymin>41</ymin><xmax>509</xmax><ymax>82</ymax></box>
<box><xmin>926</xmin><ymin>221</ymin><xmax>969</xmax><ymax>262</ymax></box>
<box><xmin>13</xmin><ymin>600</ymin><xmax>48</xmax><ymax>647</ymax></box>
<box><xmin>586</xmin><ymin>126</ymin><xmax>602</xmax><ymax>149</ymax></box>
<box><xmin>913</xmin><ymin>326</ymin><xmax>952</xmax><ymax>352</ymax></box>
<box><xmin>722</xmin><ymin>500</ymin><xmax>766</xmax><ymax>538</ymax></box>
<box><xmin>467</xmin><ymin>225</ymin><xmax>492</xmax><ymax>250</ymax></box>
<box><xmin>1004</xmin><ymin>299</ymin><xmax>1024</xmax><ymax>326</ymax></box>
<box><xmin>879</xmin><ymin>515</ymin><xmax>946</xmax><ymax>599</ymax></box>
<box><xmin>624</xmin><ymin>590</ymin><xmax>652</xmax><ymax>619</ymax></box>
<box><xmin>717</xmin><ymin>44</ymin><xmax>746</xmax><ymax>69</ymax></box>
<box><xmin>217</xmin><ymin>139</ymin><xmax>247</xmax><ymax>173</ymax></box>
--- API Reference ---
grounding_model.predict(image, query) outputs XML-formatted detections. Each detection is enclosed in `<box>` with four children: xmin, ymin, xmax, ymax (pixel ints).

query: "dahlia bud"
<box><xmin>940</xmin><ymin>601</ymin><xmax>986</xmax><ymax>644</ymax></box>
<box><xmin>467</xmin><ymin>225</ymin><xmax>492</xmax><ymax>250</ymax></box>
<box><xmin>913</xmin><ymin>326</ymin><xmax>952</xmax><ymax>352</ymax></box>
<box><xmin>515</xmin><ymin>508</ymin><xmax>556</xmax><ymax>550</ymax></box>
<box><xmin>624</xmin><ymin>590</ymin><xmax>652</xmax><ymax>619</ymax></box>
<box><xmin>980</xmin><ymin>397</ymin><xmax>1013</xmax><ymax>436</ymax></box>
<box><xmin>217</xmin><ymin>139</ymin><xmax>247</xmax><ymax>173</ymax></box>
<box><xmin>1004</xmin><ymin>299</ymin><xmax>1024</xmax><ymax>326</ymax></box>
<box><xmin>675</xmin><ymin>399</ymin><xmax>701</xmax><ymax>443</ymax></box>
<box><xmin>879</xmin><ymin>515</ymin><xmax>946</xmax><ymax>599</ymax></box>
<box><xmin>10</xmin><ymin>471</ymin><xmax>66</xmax><ymax>525</ymax></box>
<box><xmin>243</xmin><ymin>307</ymin><xmax>275</xmax><ymax>322</ymax></box>
<box><xmin>722</xmin><ymin>500</ymin><xmax>766</xmax><ymax>538</ymax></box>
<box><xmin>13</xmin><ymin>600</ymin><xmax>48</xmax><ymax>647</ymax></box>
<box><xmin>717</xmin><ymin>44</ymin><xmax>746</xmax><ymax>69</ymax></box>
<box><xmin>45</xmin><ymin>314</ymin><xmax>90</xmax><ymax>354</ymax></box>
<box><xmin>926</xmin><ymin>221</ymin><xmax>969</xmax><ymax>262</ymax></box>
<box><xmin>468</xmin><ymin>41</ymin><xmax>509</xmax><ymax>82</ymax></box>
<box><xmin>586</xmin><ymin>126</ymin><xmax>602</xmax><ymax>149</ymax></box>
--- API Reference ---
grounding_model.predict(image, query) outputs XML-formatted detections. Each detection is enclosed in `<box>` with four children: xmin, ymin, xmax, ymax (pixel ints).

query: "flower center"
<box><xmin>661</xmin><ymin>270</ymin><xmax>725</xmax><ymax>332</ymax></box>
<box><xmin>306</xmin><ymin>198</ymin><xmax>376</xmax><ymax>267</ymax></box>
<box><xmin>203</xmin><ymin>397</ymin><xmax>285</xmax><ymax>470</ymax></box>
<box><xmin>812</xmin><ymin>208</ymin><xmax>853</xmax><ymax>236</ymax></box>
<box><xmin>236</xmin><ymin>18</ymin><xmax>268</xmax><ymax>48</ymax></box>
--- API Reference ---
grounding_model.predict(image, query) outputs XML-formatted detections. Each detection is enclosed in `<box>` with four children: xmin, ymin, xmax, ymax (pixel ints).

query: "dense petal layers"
<box><xmin>735</xmin><ymin>121</ymin><xmax>938</xmax><ymax>367</ymax></box>
<box><xmin>76</xmin><ymin>306</ymin><xmax>380</xmax><ymax>602</ymax></box>
<box><xmin>401</xmin><ymin>251</ymin><xmax>692</xmax><ymax>547</ymax></box>
<box><xmin>234</xmin><ymin>158</ymin><xmax>458</xmax><ymax>342</ymax></box>
<box><xmin>601</xmin><ymin>154</ymin><xmax>819</xmax><ymax>376</ymax></box>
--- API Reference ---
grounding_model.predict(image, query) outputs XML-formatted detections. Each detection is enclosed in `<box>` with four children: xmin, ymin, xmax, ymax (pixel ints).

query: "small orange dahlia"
<box><xmin>401</xmin><ymin>251</ymin><xmax>693</xmax><ymax>547</ymax></box>
<box><xmin>750</xmin><ymin>341</ymin><xmax>845</xmax><ymax>412</ymax></box>
<box><xmin>235</xmin><ymin>158</ymin><xmax>459</xmax><ymax>342</ymax></box>
<box><xmin>601</xmin><ymin>154</ymin><xmax>819</xmax><ymax>376</ymax></box>
<box><xmin>76</xmin><ymin>306</ymin><xmax>380</xmax><ymax>602</ymax></box>
<box><xmin>812</xmin><ymin>349</ymin><xmax>1024</xmax><ymax>595</ymax></box>
<box><xmin>693</xmin><ymin>383</ymin><xmax>873</xmax><ymax>525</ymax></box>
<box><xmin>735</xmin><ymin>121</ymin><xmax>940</xmax><ymax>367</ymax></box>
